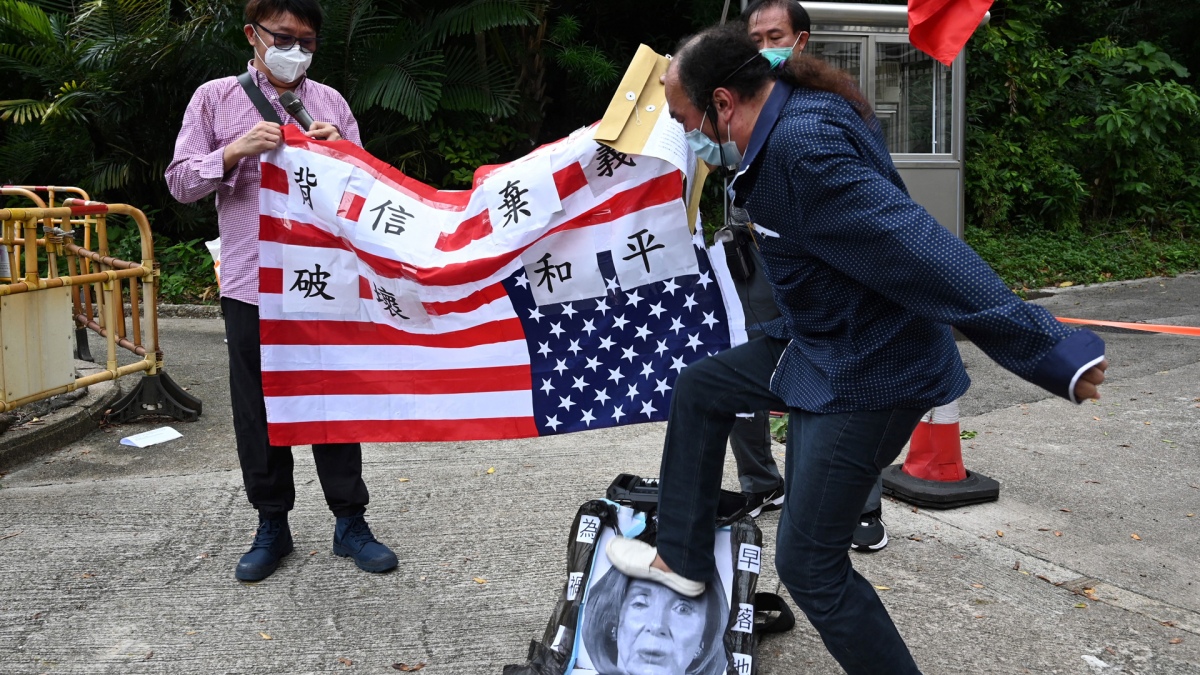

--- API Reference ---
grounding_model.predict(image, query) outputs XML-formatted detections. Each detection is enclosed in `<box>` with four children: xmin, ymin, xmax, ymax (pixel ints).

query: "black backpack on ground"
<box><xmin>504</xmin><ymin>474</ymin><xmax>794</xmax><ymax>675</ymax></box>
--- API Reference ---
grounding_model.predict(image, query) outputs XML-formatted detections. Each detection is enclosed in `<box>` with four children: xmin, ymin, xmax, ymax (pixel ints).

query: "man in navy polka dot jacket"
<box><xmin>605</xmin><ymin>23</ymin><xmax>1108</xmax><ymax>675</ymax></box>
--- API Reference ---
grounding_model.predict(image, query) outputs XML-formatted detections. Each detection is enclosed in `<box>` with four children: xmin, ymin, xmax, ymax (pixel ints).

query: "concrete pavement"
<box><xmin>1</xmin><ymin>275</ymin><xmax>1197</xmax><ymax>674</ymax></box>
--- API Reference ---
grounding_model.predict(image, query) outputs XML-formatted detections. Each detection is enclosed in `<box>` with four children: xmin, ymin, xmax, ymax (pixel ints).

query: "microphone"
<box><xmin>278</xmin><ymin>91</ymin><xmax>314</xmax><ymax>131</ymax></box>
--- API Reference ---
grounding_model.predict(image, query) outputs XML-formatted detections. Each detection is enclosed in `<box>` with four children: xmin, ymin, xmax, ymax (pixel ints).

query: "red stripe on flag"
<box><xmin>261</xmin><ymin>215</ymin><xmax>349</xmax><ymax>249</ymax></box>
<box><xmin>472</xmin><ymin>164</ymin><xmax>504</xmax><ymax>188</ymax></box>
<box><xmin>261</xmin><ymin>162</ymin><xmax>289</xmax><ymax>194</ymax></box>
<box><xmin>423</xmin><ymin>282</ymin><xmax>508</xmax><ymax>316</ymax></box>
<box><xmin>555</xmin><ymin>162</ymin><xmax>589</xmax><ymax>200</ymax></box>
<box><xmin>259</xmin><ymin>170</ymin><xmax>683</xmax><ymax>287</ymax></box>
<box><xmin>435</xmin><ymin>210</ymin><xmax>492</xmax><ymax>252</ymax></box>
<box><xmin>260</xmin><ymin>267</ymin><xmax>283</xmax><ymax>294</ymax></box>
<box><xmin>281</xmin><ymin>126</ymin><xmax>471</xmax><ymax>209</ymax></box>
<box><xmin>259</xmin><ymin>317</ymin><xmax>526</xmax><ymax>347</ymax></box>
<box><xmin>262</xmin><ymin>365</ymin><xmax>532</xmax><ymax>397</ymax></box>
<box><xmin>338</xmin><ymin>191</ymin><xmax>366</xmax><ymax>221</ymax></box>
<box><xmin>267</xmin><ymin>417</ymin><xmax>540</xmax><ymax>445</ymax></box>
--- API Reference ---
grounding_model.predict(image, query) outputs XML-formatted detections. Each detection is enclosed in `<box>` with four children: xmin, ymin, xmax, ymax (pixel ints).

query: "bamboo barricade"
<box><xmin>0</xmin><ymin>194</ymin><xmax>201</xmax><ymax>423</ymax></box>
<box><xmin>2</xmin><ymin>185</ymin><xmax>97</xmax><ymax>359</ymax></box>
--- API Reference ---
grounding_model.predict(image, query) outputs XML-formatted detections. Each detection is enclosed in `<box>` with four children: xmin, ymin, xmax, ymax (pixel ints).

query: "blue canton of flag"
<box><xmin>504</xmin><ymin>243</ymin><xmax>731</xmax><ymax>436</ymax></box>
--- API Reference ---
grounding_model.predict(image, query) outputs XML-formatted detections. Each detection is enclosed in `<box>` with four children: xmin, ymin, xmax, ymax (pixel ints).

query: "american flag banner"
<box><xmin>257</xmin><ymin>122</ymin><xmax>746</xmax><ymax>446</ymax></box>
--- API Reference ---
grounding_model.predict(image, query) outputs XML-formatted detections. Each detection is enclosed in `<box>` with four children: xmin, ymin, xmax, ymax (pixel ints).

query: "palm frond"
<box><xmin>0</xmin><ymin>43</ymin><xmax>67</xmax><ymax>73</ymax></box>
<box><xmin>27</xmin><ymin>0</ymin><xmax>82</xmax><ymax>15</ymax></box>
<box><xmin>0</xmin><ymin>0</ymin><xmax>56</xmax><ymax>40</ymax></box>
<box><xmin>84</xmin><ymin>157</ymin><xmax>132</xmax><ymax>194</ymax></box>
<box><xmin>323</xmin><ymin>0</ymin><xmax>396</xmax><ymax>46</ymax></box>
<box><xmin>0</xmin><ymin>97</ymin><xmax>49</xmax><ymax>123</ymax></box>
<box><xmin>440</xmin><ymin>46</ymin><xmax>519</xmax><ymax>117</ymax></box>
<box><xmin>351</xmin><ymin>51</ymin><xmax>444</xmax><ymax>120</ymax></box>
<box><xmin>0</xmin><ymin>123</ymin><xmax>62</xmax><ymax>184</ymax></box>
<box><xmin>424</xmin><ymin>0</ymin><xmax>540</xmax><ymax>44</ymax></box>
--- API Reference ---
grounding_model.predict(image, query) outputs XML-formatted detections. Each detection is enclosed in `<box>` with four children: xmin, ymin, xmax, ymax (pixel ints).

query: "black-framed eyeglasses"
<box><xmin>253</xmin><ymin>22</ymin><xmax>321</xmax><ymax>54</ymax></box>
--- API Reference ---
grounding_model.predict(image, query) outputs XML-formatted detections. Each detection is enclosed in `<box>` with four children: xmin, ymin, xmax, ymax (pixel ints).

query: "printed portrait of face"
<box><xmin>617</xmin><ymin>579</ymin><xmax>709</xmax><ymax>675</ymax></box>
<box><xmin>581</xmin><ymin>566</ymin><xmax>729</xmax><ymax>675</ymax></box>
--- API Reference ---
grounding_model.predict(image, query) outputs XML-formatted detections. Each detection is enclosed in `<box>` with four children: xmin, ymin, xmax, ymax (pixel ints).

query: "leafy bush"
<box><xmin>427</xmin><ymin>118</ymin><xmax>523</xmax><ymax>188</ymax></box>
<box><xmin>966</xmin><ymin>1</ymin><xmax>1200</xmax><ymax>233</ymax></box>
<box><xmin>103</xmin><ymin>220</ymin><xmax>216</xmax><ymax>304</ymax></box>
<box><xmin>968</xmin><ymin>224</ymin><xmax>1200</xmax><ymax>291</ymax></box>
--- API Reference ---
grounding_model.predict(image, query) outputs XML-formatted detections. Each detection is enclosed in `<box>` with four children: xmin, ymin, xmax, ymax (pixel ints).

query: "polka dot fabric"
<box><xmin>732</xmin><ymin>83</ymin><xmax>1104</xmax><ymax>413</ymax></box>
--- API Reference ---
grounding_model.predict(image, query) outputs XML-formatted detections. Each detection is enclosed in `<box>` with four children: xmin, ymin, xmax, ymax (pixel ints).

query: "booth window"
<box><xmin>874</xmin><ymin>42</ymin><xmax>952</xmax><ymax>154</ymax></box>
<box><xmin>808</xmin><ymin>39</ymin><xmax>864</xmax><ymax>91</ymax></box>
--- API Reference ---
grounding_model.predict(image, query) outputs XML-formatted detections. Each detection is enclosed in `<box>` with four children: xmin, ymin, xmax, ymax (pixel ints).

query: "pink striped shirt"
<box><xmin>165</xmin><ymin>63</ymin><xmax>361</xmax><ymax>305</ymax></box>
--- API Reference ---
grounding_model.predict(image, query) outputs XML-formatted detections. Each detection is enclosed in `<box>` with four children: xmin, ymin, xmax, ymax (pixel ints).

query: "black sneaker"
<box><xmin>851</xmin><ymin>508</ymin><xmax>888</xmax><ymax>553</ymax></box>
<box><xmin>744</xmin><ymin>485</ymin><xmax>785</xmax><ymax>518</ymax></box>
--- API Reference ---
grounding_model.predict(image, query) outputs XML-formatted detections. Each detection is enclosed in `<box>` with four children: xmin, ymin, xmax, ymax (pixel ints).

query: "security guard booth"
<box><xmin>741</xmin><ymin>1</ymin><xmax>984</xmax><ymax>238</ymax></box>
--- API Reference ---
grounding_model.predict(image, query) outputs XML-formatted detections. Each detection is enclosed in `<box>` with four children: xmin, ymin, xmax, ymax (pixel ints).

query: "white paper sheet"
<box><xmin>120</xmin><ymin>426</ymin><xmax>183</xmax><ymax>448</ymax></box>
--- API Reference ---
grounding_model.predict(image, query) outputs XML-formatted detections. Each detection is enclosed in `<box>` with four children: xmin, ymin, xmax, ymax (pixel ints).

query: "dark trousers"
<box><xmin>729</xmin><ymin>411</ymin><xmax>782</xmax><ymax>493</ymax></box>
<box><xmin>731</xmin><ymin>411</ymin><xmax>885</xmax><ymax>510</ymax></box>
<box><xmin>726</xmin><ymin>226</ymin><xmax>785</xmax><ymax>495</ymax></box>
<box><xmin>655</xmin><ymin>335</ymin><xmax>926</xmax><ymax>674</ymax></box>
<box><xmin>222</xmin><ymin>298</ymin><xmax>369</xmax><ymax>520</ymax></box>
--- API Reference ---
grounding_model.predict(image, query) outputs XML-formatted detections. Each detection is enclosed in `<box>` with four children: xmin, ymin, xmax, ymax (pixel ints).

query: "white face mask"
<box><xmin>685</xmin><ymin>110</ymin><xmax>742</xmax><ymax>170</ymax></box>
<box><xmin>255</xmin><ymin>29</ymin><xmax>312</xmax><ymax>83</ymax></box>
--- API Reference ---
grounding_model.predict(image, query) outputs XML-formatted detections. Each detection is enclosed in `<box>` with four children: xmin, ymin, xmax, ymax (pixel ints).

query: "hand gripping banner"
<box><xmin>257</xmin><ymin>119</ymin><xmax>744</xmax><ymax>445</ymax></box>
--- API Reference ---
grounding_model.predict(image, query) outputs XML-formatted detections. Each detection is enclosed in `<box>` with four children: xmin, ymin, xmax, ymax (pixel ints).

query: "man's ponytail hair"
<box><xmin>675</xmin><ymin>22</ymin><xmax>874</xmax><ymax>124</ymax></box>
<box><xmin>779</xmin><ymin>55</ymin><xmax>874</xmax><ymax>122</ymax></box>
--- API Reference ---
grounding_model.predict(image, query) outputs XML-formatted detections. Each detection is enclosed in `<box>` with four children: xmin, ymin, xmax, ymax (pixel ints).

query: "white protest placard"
<box><xmin>281</xmin><ymin>245</ymin><xmax>361</xmax><ymax>315</ymax></box>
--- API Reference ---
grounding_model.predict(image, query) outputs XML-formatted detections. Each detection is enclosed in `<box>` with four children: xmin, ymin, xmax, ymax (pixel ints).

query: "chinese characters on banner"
<box><xmin>257</xmin><ymin>123</ymin><xmax>737</xmax><ymax>446</ymax></box>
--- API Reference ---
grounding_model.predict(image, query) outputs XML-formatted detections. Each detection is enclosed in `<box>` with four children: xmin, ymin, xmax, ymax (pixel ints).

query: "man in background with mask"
<box><xmin>712</xmin><ymin>1</ymin><xmax>889</xmax><ymax>553</ymax></box>
<box><xmin>711</xmin><ymin>0</ymin><xmax>815</xmax><ymax>524</ymax></box>
<box><xmin>166</xmin><ymin>0</ymin><xmax>397</xmax><ymax>583</ymax></box>
<box><xmin>745</xmin><ymin>0</ymin><xmax>810</xmax><ymax>64</ymax></box>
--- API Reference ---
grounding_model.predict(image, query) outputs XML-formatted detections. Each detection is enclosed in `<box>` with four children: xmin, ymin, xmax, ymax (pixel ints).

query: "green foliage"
<box><xmin>427</xmin><ymin>118</ymin><xmax>522</xmax><ymax>187</ymax></box>
<box><xmin>155</xmin><ymin>235</ymin><xmax>217</xmax><ymax>303</ymax></box>
<box><xmin>966</xmin><ymin>0</ymin><xmax>1200</xmax><ymax>233</ymax></box>
<box><xmin>769</xmin><ymin>414</ymin><xmax>787</xmax><ymax>445</ymax></box>
<box><xmin>103</xmin><ymin>220</ymin><xmax>217</xmax><ymax>303</ymax></box>
<box><xmin>967</xmin><ymin>129</ymin><xmax>1086</xmax><ymax>230</ymax></box>
<box><xmin>967</xmin><ymin>224</ymin><xmax>1200</xmax><ymax>291</ymax></box>
<box><xmin>545</xmin><ymin>14</ymin><xmax>619</xmax><ymax>95</ymax></box>
<box><xmin>0</xmin><ymin>0</ymin><xmax>245</xmax><ymax>235</ymax></box>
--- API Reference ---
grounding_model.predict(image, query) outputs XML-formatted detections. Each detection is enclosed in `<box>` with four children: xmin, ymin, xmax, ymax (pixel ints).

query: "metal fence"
<box><xmin>0</xmin><ymin>187</ymin><xmax>201</xmax><ymax>423</ymax></box>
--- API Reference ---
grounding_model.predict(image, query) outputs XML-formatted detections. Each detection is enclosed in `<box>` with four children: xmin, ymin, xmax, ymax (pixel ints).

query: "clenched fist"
<box><xmin>1073</xmin><ymin>359</ymin><xmax>1108</xmax><ymax>401</ymax></box>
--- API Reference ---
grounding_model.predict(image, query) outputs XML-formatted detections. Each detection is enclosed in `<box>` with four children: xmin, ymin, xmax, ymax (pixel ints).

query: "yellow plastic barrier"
<box><xmin>0</xmin><ymin>195</ymin><xmax>201</xmax><ymax>422</ymax></box>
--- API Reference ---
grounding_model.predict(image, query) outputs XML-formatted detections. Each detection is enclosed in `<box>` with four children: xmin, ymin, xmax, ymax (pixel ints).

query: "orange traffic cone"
<box><xmin>882</xmin><ymin>400</ymin><xmax>1000</xmax><ymax>509</ymax></box>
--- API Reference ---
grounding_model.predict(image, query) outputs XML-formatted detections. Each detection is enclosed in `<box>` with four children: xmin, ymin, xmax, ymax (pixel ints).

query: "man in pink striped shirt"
<box><xmin>166</xmin><ymin>0</ymin><xmax>396</xmax><ymax>582</ymax></box>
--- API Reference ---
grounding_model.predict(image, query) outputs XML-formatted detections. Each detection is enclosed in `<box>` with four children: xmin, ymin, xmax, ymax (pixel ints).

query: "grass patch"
<box><xmin>966</xmin><ymin>225</ymin><xmax>1200</xmax><ymax>293</ymax></box>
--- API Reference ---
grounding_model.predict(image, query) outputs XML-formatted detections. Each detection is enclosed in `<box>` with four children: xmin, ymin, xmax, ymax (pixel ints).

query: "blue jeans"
<box><xmin>656</xmin><ymin>336</ymin><xmax>926</xmax><ymax>674</ymax></box>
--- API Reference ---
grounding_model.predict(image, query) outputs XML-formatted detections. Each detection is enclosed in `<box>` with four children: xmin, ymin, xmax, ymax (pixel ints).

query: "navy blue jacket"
<box><xmin>730</xmin><ymin>81</ymin><xmax>1105</xmax><ymax>413</ymax></box>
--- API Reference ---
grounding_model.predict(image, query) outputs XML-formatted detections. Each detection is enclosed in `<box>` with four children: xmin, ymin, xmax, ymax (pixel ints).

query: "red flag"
<box><xmin>908</xmin><ymin>0</ymin><xmax>992</xmax><ymax>66</ymax></box>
